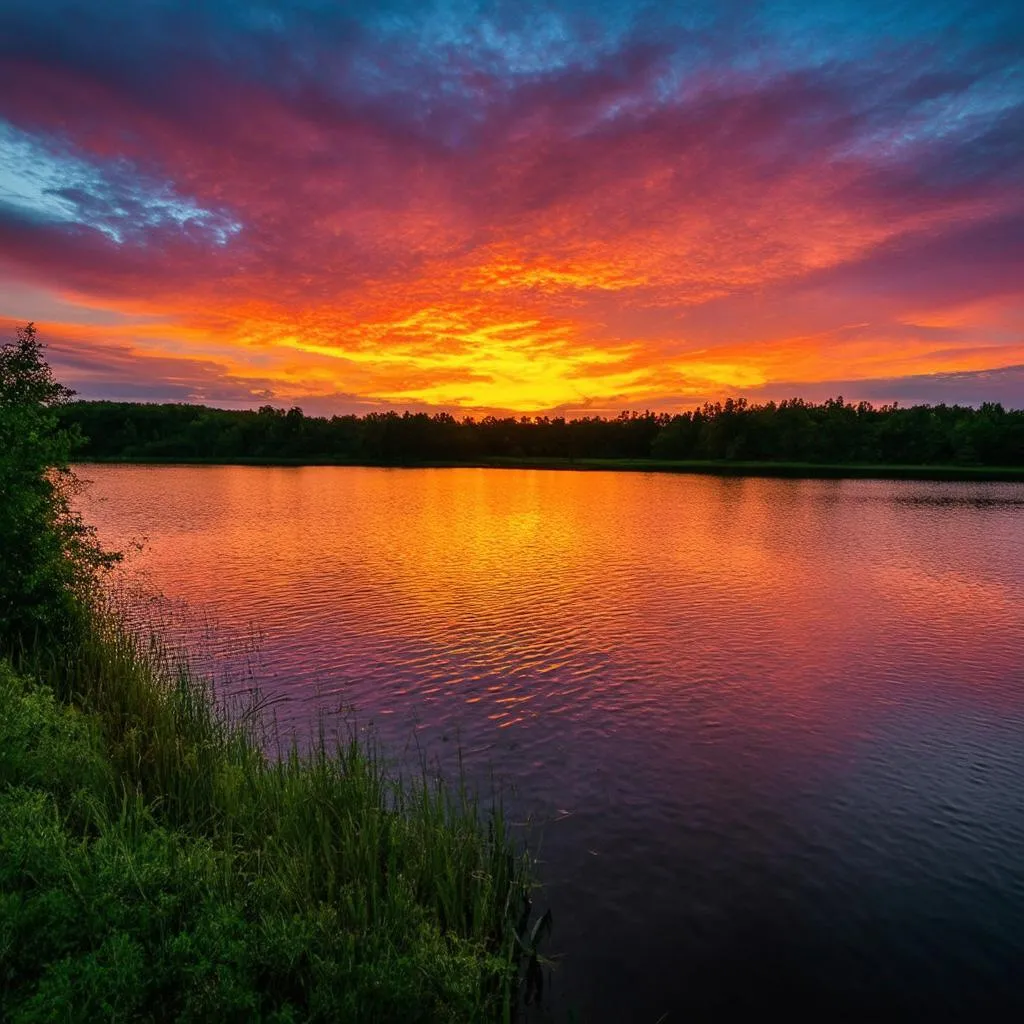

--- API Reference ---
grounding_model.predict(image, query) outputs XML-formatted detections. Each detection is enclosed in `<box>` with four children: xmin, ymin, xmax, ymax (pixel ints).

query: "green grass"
<box><xmin>79</xmin><ymin>453</ymin><xmax>1024</xmax><ymax>481</ymax></box>
<box><xmin>0</xmin><ymin>608</ymin><xmax>536</xmax><ymax>1023</ymax></box>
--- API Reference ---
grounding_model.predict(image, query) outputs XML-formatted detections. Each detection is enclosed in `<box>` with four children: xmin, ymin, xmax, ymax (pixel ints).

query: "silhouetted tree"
<box><xmin>1</xmin><ymin>325</ymin><xmax>114</xmax><ymax>651</ymax></box>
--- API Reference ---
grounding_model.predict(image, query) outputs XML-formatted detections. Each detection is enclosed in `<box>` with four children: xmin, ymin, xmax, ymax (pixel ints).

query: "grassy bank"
<box><xmin>1</xmin><ymin>325</ymin><xmax>539</xmax><ymax>1022</ymax></box>
<box><xmin>1</xmin><ymin>608</ymin><xmax>536</xmax><ymax>1023</ymax></box>
<box><xmin>79</xmin><ymin>453</ymin><xmax>1024</xmax><ymax>482</ymax></box>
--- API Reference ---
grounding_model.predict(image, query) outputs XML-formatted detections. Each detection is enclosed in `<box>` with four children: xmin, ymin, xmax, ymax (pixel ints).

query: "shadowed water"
<box><xmin>77</xmin><ymin>465</ymin><xmax>1024</xmax><ymax>1019</ymax></box>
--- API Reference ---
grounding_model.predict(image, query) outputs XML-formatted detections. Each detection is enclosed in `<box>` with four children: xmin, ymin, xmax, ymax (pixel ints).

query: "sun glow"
<box><xmin>1</xmin><ymin>0</ymin><xmax>1021</xmax><ymax>411</ymax></box>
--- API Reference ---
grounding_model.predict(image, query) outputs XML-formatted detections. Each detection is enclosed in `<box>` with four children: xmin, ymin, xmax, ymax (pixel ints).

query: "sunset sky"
<box><xmin>1</xmin><ymin>0</ymin><xmax>1022</xmax><ymax>415</ymax></box>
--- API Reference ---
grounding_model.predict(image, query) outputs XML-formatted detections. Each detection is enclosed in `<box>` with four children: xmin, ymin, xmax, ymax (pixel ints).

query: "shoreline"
<box><xmin>2</xmin><ymin>333</ymin><xmax>538</xmax><ymax>1022</ymax></box>
<box><xmin>76</xmin><ymin>454</ymin><xmax>1024</xmax><ymax>482</ymax></box>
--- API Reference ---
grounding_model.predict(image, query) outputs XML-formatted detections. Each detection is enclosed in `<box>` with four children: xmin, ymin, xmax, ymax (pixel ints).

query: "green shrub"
<box><xmin>0</xmin><ymin>324</ymin><xmax>115</xmax><ymax>654</ymax></box>
<box><xmin>0</xmin><ymin>655</ymin><xmax>532</xmax><ymax>1022</ymax></box>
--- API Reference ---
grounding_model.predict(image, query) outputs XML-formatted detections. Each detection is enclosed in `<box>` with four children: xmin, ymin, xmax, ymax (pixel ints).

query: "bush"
<box><xmin>0</xmin><ymin>649</ymin><xmax>530</xmax><ymax>1022</ymax></box>
<box><xmin>0</xmin><ymin>324</ymin><xmax>115</xmax><ymax>654</ymax></box>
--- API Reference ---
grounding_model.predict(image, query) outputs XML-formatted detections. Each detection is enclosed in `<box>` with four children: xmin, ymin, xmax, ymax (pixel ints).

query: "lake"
<box><xmin>77</xmin><ymin>465</ymin><xmax>1024</xmax><ymax>1019</ymax></box>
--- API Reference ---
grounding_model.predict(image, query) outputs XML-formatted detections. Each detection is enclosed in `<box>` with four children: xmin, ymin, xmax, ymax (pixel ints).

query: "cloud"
<box><xmin>0</xmin><ymin>0</ymin><xmax>1022</xmax><ymax>411</ymax></box>
<box><xmin>745</xmin><ymin>364</ymin><xmax>1024</xmax><ymax>408</ymax></box>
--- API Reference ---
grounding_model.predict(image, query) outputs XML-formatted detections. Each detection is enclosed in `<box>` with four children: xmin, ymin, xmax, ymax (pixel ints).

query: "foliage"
<box><xmin>61</xmin><ymin>394</ymin><xmax>1024</xmax><ymax>468</ymax></box>
<box><xmin>0</xmin><ymin>653</ymin><xmax>531</xmax><ymax>1023</ymax></box>
<box><xmin>0</xmin><ymin>324</ymin><xmax>115</xmax><ymax>653</ymax></box>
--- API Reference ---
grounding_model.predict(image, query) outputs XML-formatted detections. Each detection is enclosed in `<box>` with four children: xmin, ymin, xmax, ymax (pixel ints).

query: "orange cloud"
<box><xmin>1</xmin><ymin>17</ymin><xmax>1022</xmax><ymax>412</ymax></box>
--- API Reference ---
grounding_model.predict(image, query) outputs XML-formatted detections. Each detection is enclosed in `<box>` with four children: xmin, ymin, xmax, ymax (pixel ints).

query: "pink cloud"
<box><xmin>1</xmin><ymin>10</ymin><xmax>1022</xmax><ymax>411</ymax></box>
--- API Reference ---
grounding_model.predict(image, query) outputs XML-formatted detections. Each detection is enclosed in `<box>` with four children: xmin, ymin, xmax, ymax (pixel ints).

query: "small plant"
<box><xmin>514</xmin><ymin>889</ymin><xmax>553</xmax><ymax>1005</ymax></box>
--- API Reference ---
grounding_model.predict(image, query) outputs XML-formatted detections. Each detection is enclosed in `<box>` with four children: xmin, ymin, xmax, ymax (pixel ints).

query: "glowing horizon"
<box><xmin>1</xmin><ymin>1</ymin><xmax>1022</xmax><ymax>415</ymax></box>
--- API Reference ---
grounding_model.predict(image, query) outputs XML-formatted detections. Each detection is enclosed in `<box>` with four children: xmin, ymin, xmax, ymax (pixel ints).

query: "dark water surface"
<box><xmin>78</xmin><ymin>466</ymin><xmax>1024</xmax><ymax>1019</ymax></box>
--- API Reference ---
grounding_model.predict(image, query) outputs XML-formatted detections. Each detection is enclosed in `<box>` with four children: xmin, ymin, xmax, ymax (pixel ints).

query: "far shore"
<box><xmin>76</xmin><ymin>455</ymin><xmax>1024</xmax><ymax>482</ymax></box>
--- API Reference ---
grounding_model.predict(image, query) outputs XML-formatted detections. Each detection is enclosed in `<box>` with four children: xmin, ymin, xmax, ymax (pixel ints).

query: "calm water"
<box><xmin>78</xmin><ymin>466</ymin><xmax>1024</xmax><ymax>1019</ymax></box>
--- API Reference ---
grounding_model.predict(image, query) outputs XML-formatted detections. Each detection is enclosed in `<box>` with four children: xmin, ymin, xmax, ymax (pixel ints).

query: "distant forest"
<box><xmin>60</xmin><ymin>398</ymin><xmax>1024</xmax><ymax>466</ymax></box>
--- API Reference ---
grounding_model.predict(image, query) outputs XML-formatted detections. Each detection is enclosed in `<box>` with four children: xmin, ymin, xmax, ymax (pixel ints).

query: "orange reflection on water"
<box><xmin>76</xmin><ymin>466</ymin><xmax>1024</xmax><ymax>745</ymax></box>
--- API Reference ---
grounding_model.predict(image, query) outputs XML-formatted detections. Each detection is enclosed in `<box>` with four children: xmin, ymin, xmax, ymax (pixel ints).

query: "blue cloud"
<box><xmin>0</xmin><ymin>0</ymin><xmax>1022</xmax><ymax>410</ymax></box>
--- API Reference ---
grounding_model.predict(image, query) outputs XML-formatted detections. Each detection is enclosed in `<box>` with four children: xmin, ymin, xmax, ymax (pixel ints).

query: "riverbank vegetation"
<box><xmin>1</xmin><ymin>324</ymin><xmax>537</xmax><ymax>1021</ymax></box>
<box><xmin>63</xmin><ymin>394</ymin><xmax>1024</xmax><ymax>469</ymax></box>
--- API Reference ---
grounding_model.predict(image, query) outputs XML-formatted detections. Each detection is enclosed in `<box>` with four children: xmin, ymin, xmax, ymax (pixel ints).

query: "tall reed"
<box><xmin>1</xmin><ymin>601</ymin><xmax>537</xmax><ymax>1022</ymax></box>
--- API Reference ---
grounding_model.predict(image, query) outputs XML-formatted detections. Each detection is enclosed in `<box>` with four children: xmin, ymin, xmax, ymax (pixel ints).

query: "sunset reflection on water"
<box><xmin>77</xmin><ymin>466</ymin><xmax>1024</xmax><ymax>1019</ymax></box>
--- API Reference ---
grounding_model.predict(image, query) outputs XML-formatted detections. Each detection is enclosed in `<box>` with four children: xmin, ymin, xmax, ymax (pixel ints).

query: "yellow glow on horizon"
<box><xmin>14</xmin><ymin>195</ymin><xmax>1023</xmax><ymax>414</ymax></box>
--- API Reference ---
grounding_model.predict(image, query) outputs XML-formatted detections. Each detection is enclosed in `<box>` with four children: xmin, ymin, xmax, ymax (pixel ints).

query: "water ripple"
<box><xmin>77</xmin><ymin>467</ymin><xmax>1024</xmax><ymax>1019</ymax></box>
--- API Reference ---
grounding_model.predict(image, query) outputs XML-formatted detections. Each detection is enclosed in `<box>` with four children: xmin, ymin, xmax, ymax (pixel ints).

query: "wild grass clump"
<box><xmin>0</xmin><ymin>325</ymin><xmax>538</xmax><ymax>1021</ymax></box>
<box><xmin>2</xmin><ymin>621</ymin><xmax>532</xmax><ymax>1022</ymax></box>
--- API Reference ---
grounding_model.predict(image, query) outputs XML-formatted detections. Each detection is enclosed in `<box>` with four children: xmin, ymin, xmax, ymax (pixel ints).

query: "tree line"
<box><xmin>59</xmin><ymin>396</ymin><xmax>1024</xmax><ymax>466</ymax></box>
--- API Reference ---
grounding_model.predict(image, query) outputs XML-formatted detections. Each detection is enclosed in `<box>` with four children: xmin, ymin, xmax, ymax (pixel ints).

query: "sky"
<box><xmin>0</xmin><ymin>0</ymin><xmax>1022</xmax><ymax>415</ymax></box>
